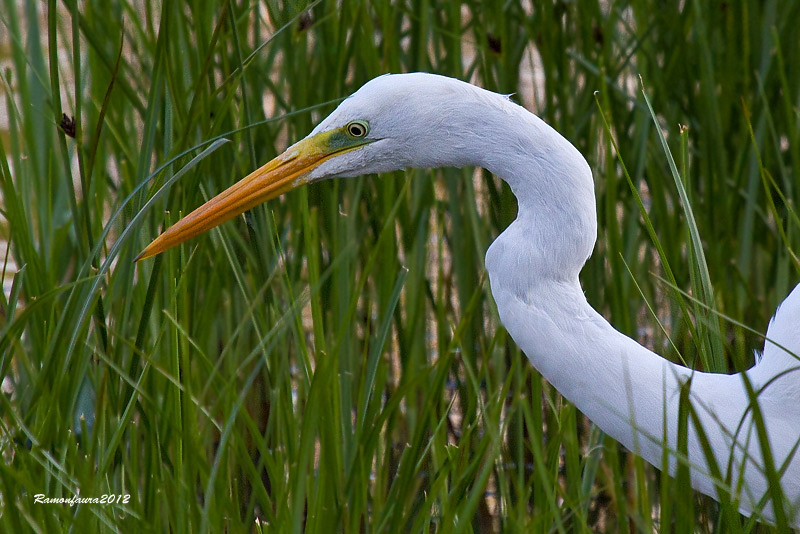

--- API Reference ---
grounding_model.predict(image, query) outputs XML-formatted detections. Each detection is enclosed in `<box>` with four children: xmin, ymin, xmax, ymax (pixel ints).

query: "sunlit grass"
<box><xmin>1</xmin><ymin>0</ymin><xmax>798</xmax><ymax>532</ymax></box>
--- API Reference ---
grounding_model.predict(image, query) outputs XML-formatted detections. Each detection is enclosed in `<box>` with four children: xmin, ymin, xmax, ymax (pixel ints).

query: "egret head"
<box><xmin>137</xmin><ymin>73</ymin><xmax>486</xmax><ymax>260</ymax></box>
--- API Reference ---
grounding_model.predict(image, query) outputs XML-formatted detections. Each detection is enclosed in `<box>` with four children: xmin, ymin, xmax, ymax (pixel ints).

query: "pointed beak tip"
<box><xmin>134</xmin><ymin>245</ymin><xmax>155</xmax><ymax>262</ymax></box>
<box><xmin>134</xmin><ymin>131</ymin><xmax>348</xmax><ymax>261</ymax></box>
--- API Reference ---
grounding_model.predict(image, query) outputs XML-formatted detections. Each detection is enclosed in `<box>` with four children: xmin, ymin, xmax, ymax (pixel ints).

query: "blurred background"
<box><xmin>1</xmin><ymin>0</ymin><xmax>798</xmax><ymax>532</ymax></box>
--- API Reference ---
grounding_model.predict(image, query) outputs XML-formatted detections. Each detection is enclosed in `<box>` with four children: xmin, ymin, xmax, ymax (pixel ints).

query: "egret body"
<box><xmin>139</xmin><ymin>73</ymin><xmax>800</xmax><ymax>526</ymax></box>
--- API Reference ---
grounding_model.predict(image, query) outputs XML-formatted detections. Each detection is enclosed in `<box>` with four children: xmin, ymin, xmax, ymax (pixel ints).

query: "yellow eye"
<box><xmin>346</xmin><ymin>121</ymin><xmax>369</xmax><ymax>138</ymax></box>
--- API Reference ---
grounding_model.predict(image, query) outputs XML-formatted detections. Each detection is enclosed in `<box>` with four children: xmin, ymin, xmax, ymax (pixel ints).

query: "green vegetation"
<box><xmin>1</xmin><ymin>0</ymin><xmax>798</xmax><ymax>532</ymax></box>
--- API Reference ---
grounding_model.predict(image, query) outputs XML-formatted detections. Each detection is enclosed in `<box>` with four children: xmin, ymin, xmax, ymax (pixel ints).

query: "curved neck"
<box><xmin>474</xmin><ymin>104</ymin><xmax>694</xmax><ymax>461</ymax></box>
<box><xmin>476</xmin><ymin>108</ymin><xmax>597</xmax><ymax>282</ymax></box>
<box><xmin>477</xmin><ymin>102</ymin><xmax>787</xmax><ymax>520</ymax></box>
<box><xmin>512</xmin><ymin>282</ymin><xmax>691</xmax><ymax>449</ymax></box>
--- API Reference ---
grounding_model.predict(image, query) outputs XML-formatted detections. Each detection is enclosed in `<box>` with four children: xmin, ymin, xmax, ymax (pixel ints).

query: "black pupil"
<box><xmin>350</xmin><ymin>124</ymin><xmax>363</xmax><ymax>136</ymax></box>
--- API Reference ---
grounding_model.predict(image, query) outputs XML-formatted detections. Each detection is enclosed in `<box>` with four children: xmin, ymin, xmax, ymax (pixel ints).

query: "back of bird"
<box><xmin>746</xmin><ymin>283</ymin><xmax>800</xmax><ymax>523</ymax></box>
<box><xmin>749</xmin><ymin>283</ymin><xmax>800</xmax><ymax>398</ymax></box>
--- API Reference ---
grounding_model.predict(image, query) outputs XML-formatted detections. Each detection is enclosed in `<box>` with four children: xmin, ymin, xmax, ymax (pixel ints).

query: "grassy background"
<box><xmin>1</xmin><ymin>0</ymin><xmax>799</xmax><ymax>532</ymax></box>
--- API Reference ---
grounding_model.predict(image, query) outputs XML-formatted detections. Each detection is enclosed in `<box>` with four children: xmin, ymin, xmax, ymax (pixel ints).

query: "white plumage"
<box><xmin>143</xmin><ymin>72</ymin><xmax>800</xmax><ymax>526</ymax></box>
<box><xmin>308</xmin><ymin>73</ymin><xmax>800</xmax><ymax>526</ymax></box>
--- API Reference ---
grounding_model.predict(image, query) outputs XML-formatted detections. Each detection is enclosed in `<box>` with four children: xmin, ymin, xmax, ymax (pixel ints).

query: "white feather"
<box><xmin>306</xmin><ymin>72</ymin><xmax>800</xmax><ymax>526</ymax></box>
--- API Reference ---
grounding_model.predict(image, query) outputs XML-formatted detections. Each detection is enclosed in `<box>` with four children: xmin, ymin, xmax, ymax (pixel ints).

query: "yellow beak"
<box><xmin>136</xmin><ymin>130</ymin><xmax>360</xmax><ymax>261</ymax></box>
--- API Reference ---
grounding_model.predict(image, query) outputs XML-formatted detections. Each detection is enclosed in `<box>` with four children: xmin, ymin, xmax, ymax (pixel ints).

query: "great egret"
<box><xmin>138</xmin><ymin>73</ymin><xmax>800</xmax><ymax>526</ymax></box>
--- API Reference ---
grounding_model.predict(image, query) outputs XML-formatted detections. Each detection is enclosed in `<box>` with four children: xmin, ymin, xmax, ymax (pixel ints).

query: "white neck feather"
<box><xmin>471</xmin><ymin>95</ymin><xmax>798</xmax><ymax>524</ymax></box>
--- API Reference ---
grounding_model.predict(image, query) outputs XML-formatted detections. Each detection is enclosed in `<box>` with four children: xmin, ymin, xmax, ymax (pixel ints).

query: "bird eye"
<box><xmin>346</xmin><ymin>121</ymin><xmax>369</xmax><ymax>138</ymax></box>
